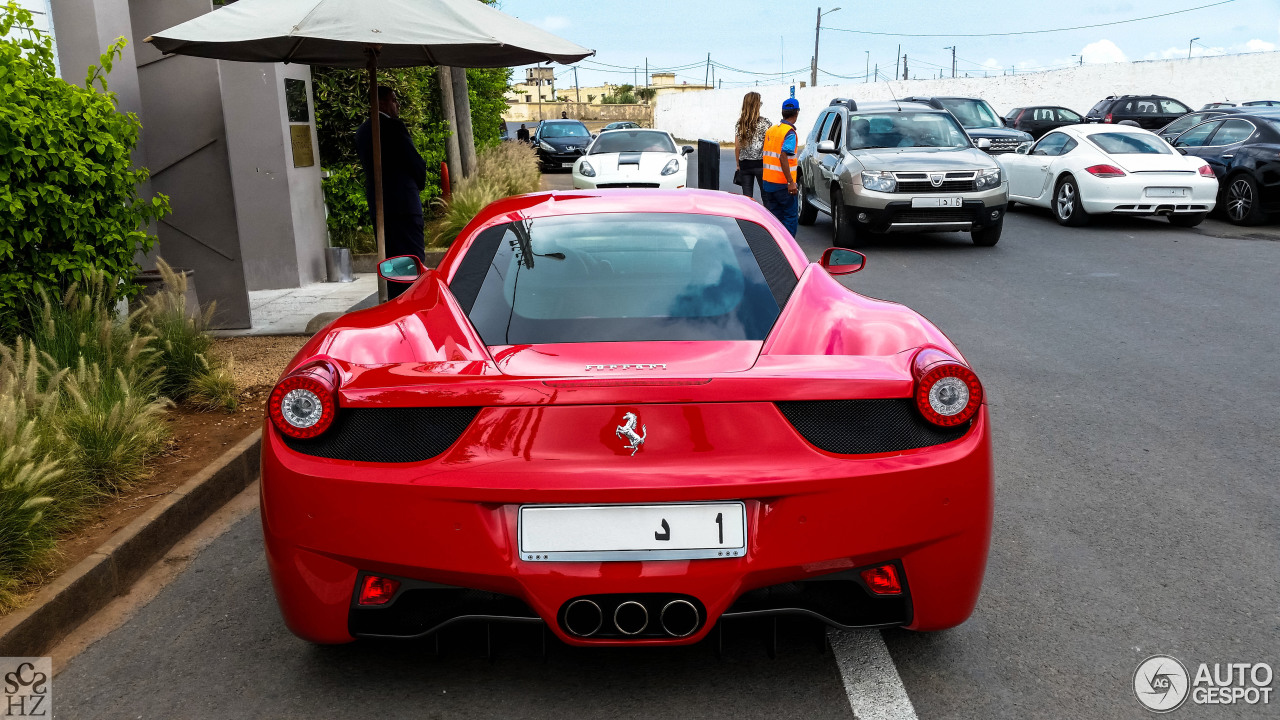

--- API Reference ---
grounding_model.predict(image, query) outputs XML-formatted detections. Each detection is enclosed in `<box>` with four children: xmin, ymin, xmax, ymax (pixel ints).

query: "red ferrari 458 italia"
<box><xmin>261</xmin><ymin>189</ymin><xmax>992</xmax><ymax>646</ymax></box>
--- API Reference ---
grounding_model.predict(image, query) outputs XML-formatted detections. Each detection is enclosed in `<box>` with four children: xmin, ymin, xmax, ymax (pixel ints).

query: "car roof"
<box><xmin>540</xmin><ymin>119</ymin><xmax>586</xmax><ymax>125</ymax></box>
<box><xmin>1064</xmin><ymin>124</ymin><xmax>1158</xmax><ymax>137</ymax></box>
<box><xmin>836</xmin><ymin>100</ymin><xmax>944</xmax><ymax>113</ymax></box>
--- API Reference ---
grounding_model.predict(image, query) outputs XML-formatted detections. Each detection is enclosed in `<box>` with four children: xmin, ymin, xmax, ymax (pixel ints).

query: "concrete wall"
<box><xmin>655</xmin><ymin>53</ymin><xmax>1280</xmax><ymax>144</ymax></box>
<box><xmin>505</xmin><ymin>102</ymin><xmax>653</xmax><ymax>124</ymax></box>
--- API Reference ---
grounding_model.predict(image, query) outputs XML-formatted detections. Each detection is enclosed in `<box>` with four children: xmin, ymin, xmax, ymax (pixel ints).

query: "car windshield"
<box><xmin>1089</xmin><ymin>132</ymin><xmax>1174</xmax><ymax>155</ymax></box>
<box><xmin>937</xmin><ymin>98</ymin><xmax>1003</xmax><ymax>129</ymax></box>
<box><xmin>589</xmin><ymin>130</ymin><xmax>676</xmax><ymax>154</ymax></box>
<box><xmin>461</xmin><ymin>213</ymin><xmax>783</xmax><ymax>344</ymax></box>
<box><xmin>1163</xmin><ymin>113</ymin><xmax>1215</xmax><ymax>135</ymax></box>
<box><xmin>846</xmin><ymin>112</ymin><xmax>971</xmax><ymax>150</ymax></box>
<box><xmin>540</xmin><ymin>123</ymin><xmax>590</xmax><ymax>138</ymax></box>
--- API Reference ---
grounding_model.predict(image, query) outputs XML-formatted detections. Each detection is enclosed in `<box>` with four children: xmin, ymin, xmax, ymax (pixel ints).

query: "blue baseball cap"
<box><xmin>782</xmin><ymin>98</ymin><xmax>800</xmax><ymax>112</ymax></box>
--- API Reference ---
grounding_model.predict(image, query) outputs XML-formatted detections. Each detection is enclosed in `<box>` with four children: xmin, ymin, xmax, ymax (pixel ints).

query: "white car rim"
<box><xmin>1057</xmin><ymin>183</ymin><xmax>1075</xmax><ymax>219</ymax></box>
<box><xmin>1227</xmin><ymin>179</ymin><xmax>1253</xmax><ymax>221</ymax></box>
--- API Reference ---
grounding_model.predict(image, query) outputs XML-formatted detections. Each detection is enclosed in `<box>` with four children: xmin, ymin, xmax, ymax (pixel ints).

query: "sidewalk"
<box><xmin>212</xmin><ymin>274</ymin><xmax>378</xmax><ymax>337</ymax></box>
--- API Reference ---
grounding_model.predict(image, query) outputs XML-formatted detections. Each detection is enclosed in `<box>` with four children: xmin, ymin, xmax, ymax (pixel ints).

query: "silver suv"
<box><xmin>797</xmin><ymin>99</ymin><xmax>1009</xmax><ymax>246</ymax></box>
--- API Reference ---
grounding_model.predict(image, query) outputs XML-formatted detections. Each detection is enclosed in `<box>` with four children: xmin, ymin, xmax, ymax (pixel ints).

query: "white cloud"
<box><xmin>1245</xmin><ymin>38</ymin><xmax>1276</xmax><ymax>52</ymax></box>
<box><xmin>1080</xmin><ymin>39</ymin><xmax>1127</xmax><ymax>64</ymax></box>
<box><xmin>534</xmin><ymin>16</ymin><xmax>570</xmax><ymax>32</ymax></box>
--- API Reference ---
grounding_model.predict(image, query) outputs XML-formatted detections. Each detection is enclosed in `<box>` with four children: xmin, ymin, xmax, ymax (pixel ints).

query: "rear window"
<box><xmin>458</xmin><ymin>214</ymin><xmax>786</xmax><ymax>345</ymax></box>
<box><xmin>589</xmin><ymin>130</ymin><xmax>676</xmax><ymax>154</ymax></box>
<box><xmin>1088</xmin><ymin>99</ymin><xmax>1111</xmax><ymax>116</ymax></box>
<box><xmin>1088</xmin><ymin>132</ymin><xmax>1173</xmax><ymax>155</ymax></box>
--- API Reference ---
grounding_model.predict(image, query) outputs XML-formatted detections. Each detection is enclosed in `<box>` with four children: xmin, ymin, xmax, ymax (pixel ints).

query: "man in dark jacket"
<box><xmin>356</xmin><ymin>86</ymin><xmax>426</xmax><ymax>299</ymax></box>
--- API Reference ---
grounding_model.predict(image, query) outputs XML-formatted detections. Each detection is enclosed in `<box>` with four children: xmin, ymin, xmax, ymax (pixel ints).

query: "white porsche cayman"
<box><xmin>572</xmin><ymin>129</ymin><xmax>694</xmax><ymax>190</ymax></box>
<box><xmin>1000</xmin><ymin>124</ymin><xmax>1219</xmax><ymax>227</ymax></box>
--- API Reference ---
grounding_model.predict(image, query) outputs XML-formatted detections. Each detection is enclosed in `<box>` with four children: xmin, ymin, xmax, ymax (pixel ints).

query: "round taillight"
<box><xmin>914</xmin><ymin>360</ymin><xmax>982</xmax><ymax>428</ymax></box>
<box><xmin>268</xmin><ymin>368</ymin><xmax>337</xmax><ymax>439</ymax></box>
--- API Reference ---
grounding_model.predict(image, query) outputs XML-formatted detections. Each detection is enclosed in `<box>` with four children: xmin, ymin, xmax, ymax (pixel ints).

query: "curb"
<box><xmin>0</xmin><ymin>430</ymin><xmax>262</xmax><ymax>657</ymax></box>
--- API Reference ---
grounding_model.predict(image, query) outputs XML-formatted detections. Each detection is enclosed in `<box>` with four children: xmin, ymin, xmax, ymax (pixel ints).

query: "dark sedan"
<box><xmin>600</xmin><ymin>121</ymin><xmax>642</xmax><ymax>131</ymax></box>
<box><xmin>1157</xmin><ymin>108</ymin><xmax>1253</xmax><ymax>143</ymax></box>
<box><xmin>1172</xmin><ymin>112</ymin><xmax>1280</xmax><ymax>225</ymax></box>
<box><xmin>1002</xmin><ymin>106</ymin><xmax>1084</xmax><ymax>139</ymax></box>
<box><xmin>533</xmin><ymin>119</ymin><xmax>592</xmax><ymax>171</ymax></box>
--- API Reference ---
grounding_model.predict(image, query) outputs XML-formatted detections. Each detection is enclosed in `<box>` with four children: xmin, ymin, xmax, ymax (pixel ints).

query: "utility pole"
<box><xmin>943</xmin><ymin>46</ymin><xmax>956</xmax><ymax>78</ymax></box>
<box><xmin>574</xmin><ymin>65</ymin><xmax>580</xmax><ymax>104</ymax></box>
<box><xmin>902</xmin><ymin>54</ymin><xmax>908</xmax><ymax>81</ymax></box>
<box><xmin>895</xmin><ymin>44</ymin><xmax>900</xmax><ymax>81</ymax></box>
<box><xmin>705</xmin><ymin>52</ymin><xmax>711</xmax><ymax>88</ymax></box>
<box><xmin>874</xmin><ymin>63</ymin><xmax>878</xmax><ymax>82</ymax></box>
<box><xmin>645</xmin><ymin>58</ymin><xmax>648</xmax><ymax>87</ymax></box>
<box><xmin>864</xmin><ymin>50</ymin><xmax>869</xmax><ymax>83</ymax></box>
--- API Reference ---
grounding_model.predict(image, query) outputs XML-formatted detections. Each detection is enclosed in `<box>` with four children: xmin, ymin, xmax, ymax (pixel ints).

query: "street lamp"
<box><xmin>1071</xmin><ymin>54</ymin><xmax>1083</xmax><ymax>67</ymax></box>
<box><xmin>811</xmin><ymin>7</ymin><xmax>841</xmax><ymax>88</ymax></box>
<box><xmin>1188</xmin><ymin>37</ymin><xmax>1200</xmax><ymax>60</ymax></box>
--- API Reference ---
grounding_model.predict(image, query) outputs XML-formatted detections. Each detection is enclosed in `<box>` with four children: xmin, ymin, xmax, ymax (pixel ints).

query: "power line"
<box><xmin>819</xmin><ymin>0</ymin><xmax>1236</xmax><ymax>38</ymax></box>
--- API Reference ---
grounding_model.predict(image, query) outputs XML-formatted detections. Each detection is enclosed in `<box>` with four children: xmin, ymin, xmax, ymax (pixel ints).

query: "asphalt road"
<box><xmin>52</xmin><ymin>150</ymin><xmax>1280</xmax><ymax>718</ymax></box>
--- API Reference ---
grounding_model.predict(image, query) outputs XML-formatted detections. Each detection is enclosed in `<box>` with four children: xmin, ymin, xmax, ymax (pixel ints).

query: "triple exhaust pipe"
<box><xmin>564</xmin><ymin>598</ymin><xmax>700</xmax><ymax>638</ymax></box>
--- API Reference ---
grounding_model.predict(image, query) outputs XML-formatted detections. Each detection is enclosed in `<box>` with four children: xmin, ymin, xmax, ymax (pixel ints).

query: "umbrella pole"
<box><xmin>367</xmin><ymin>46</ymin><xmax>388</xmax><ymax>302</ymax></box>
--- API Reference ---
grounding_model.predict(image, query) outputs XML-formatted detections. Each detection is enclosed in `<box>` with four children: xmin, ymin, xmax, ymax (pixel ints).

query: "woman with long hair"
<box><xmin>734</xmin><ymin>92</ymin><xmax>771</xmax><ymax>201</ymax></box>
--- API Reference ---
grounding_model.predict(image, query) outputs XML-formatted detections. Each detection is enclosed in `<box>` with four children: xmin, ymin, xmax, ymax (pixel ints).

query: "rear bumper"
<box><xmin>261</xmin><ymin>405</ymin><xmax>993</xmax><ymax>646</ymax></box>
<box><xmin>1078</xmin><ymin>174</ymin><xmax>1219</xmax><ymax>215</ymax></box>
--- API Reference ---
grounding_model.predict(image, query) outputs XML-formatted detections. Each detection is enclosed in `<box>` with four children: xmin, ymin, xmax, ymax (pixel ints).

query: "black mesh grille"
<box><xmin>896</xmin><ymin>180</ymin><xmax>975</xmax><ymax>193</ymax></box>
<box><xmin>891</xmin><ymin>208</ymin><xmax>973</xmax><ymax>224</ymax></box>
<box><xmin>282</xmin><ymin>407</ymin><xmax>480</xmax><ymax>463</ymax></box>
<box><xmin>776</xmin><ymin>399</ymin><xmax>968</xmax><ymax>454</ymax></box>
<box><xmin>595</xmin><ymin>182</ymin><xmax>660</xmax><ymax>188</ymax></box>
<box><xmin>737</xmin><ymin>218</ymin><xmax>798</xmax><ymax>309</ymax></box>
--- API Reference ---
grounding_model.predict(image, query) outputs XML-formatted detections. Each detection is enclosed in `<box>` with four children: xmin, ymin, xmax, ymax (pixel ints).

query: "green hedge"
<box><xmin>0</xmin><ymin>3</ymin><xmax>168</xmax><ymax>337</ymax></box>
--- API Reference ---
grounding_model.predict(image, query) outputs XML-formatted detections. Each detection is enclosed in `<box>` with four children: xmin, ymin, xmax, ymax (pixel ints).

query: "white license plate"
<box><xmin>518</xmin><ymin>502</ymin><xmax>747</xmax><ymax>562</ymax></box>
<box><xmin>1145</xmin><ymin>187</ymin><xmax>1189</xmax><ymax>198</ymax></box>
<box><xmin>562</xmin><ymin>162</ymin><xmax>575</xmax><ymax>169</ymax></box>
<box><xmin>911</xmin><ymin>196</ymin><xmax>963</xmax><ymax>208</ymax></box>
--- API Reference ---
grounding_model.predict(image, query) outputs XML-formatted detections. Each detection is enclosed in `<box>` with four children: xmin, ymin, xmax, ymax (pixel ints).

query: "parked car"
<box><xmin>903</xmin><ymin>95</ymin><xmax>1032</xmax><ymax>153</ymax></box>
<box><xmin>600</xmin><ymin>121</ymin><xmax>642</xmax><ymax>132</ymax></box>
<box><xmin>1001</xmin><ymin>124</ymin><xmax>1218</xmax><ymax>227</ymax></box>
<box><xmin>1171</xmin><ymin>112</ymin><xmax>1280</xmax><ymax>225</ymax></box>
<box><xmin>1157</xmin><ymin>108</ymin><xmax>1250</xmax><ymax>143</ymax></box>
<box><xmin>533</xmin><ymin>118</ymin><xmax>593</xmax><ymax>171</ymax></box>
<box><xmin>263</xmin><ymin>188</ymin><xmax>994</xmax><ymax>645</ymax></box>
<box><xmin>1003</xmin><ymin>106</ymin><xmax>1085</xmax><ymax>139</ymax></box>
<box><xmin>1241</xmin><ymin>100</ymin><xmax>1280</xmax><ymax>107</ymax></box>
<box><xmin>572</xmin><ymin>129</ymin><xmax>693</xmax><ymax>189</ymax></box>
<box><xmin>796</xmin><ymin>99</ymin><xmax>1009</xmax><ymax>247</ymax></box>
<box><xmin>1084</xmin><ymin>95</ymin><xmax>1193</xmax><ymax>130</ymax></box>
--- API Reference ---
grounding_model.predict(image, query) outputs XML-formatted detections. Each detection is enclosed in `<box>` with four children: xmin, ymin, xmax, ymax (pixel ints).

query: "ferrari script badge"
<box><xmin>615</xmin><ymin>412</ymin><xmax>647</xmax><ymax>456</ymax></box>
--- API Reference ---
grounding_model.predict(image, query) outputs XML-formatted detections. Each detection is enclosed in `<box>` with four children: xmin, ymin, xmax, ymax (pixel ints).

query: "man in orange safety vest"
<box><xmin>760</xmin><ymin>98</ymin><xmax>800</xmax><ymax>235</ymax></box>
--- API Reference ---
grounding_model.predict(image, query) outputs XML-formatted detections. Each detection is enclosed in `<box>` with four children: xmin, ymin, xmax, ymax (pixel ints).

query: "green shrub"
<box><xmin>320</xmin><ymin>164</ymin><xmax>376</xmax><ymax>253</ymax></box>
<box><xmin>428</xmin><ymin>177</ymin><xmax>506</xmax><ymax>248</ymax></box>
<box><xmin>475</xmin><ymin>141</ymin><xmax>540</xmax><ymax>198</ymax></box>
<box><xmin>0</xmin><ymin>4</ymin><xmax>168</xmax><ymax>338</ymax></box>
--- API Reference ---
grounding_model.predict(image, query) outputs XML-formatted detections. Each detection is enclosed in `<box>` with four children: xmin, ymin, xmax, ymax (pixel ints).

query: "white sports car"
<box><xmin>1000</xmin><ymin>124</ymin><xmax>1219</xmax><ymax>227</ymax></box>
<box><xmin>572</xmin><ymin>129</ymin><xmax>694</xmax><ymax>190</ymax></box>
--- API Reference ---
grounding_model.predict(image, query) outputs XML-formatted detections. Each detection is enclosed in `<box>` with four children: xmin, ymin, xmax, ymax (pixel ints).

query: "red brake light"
<box><xmin>358</xmin><ymin>575</ymin><xmax>400</xmax><ymax>605</ymax></box>
<box><xmin>1103</xmin><ymin>112</ymin><xmax>1113</xmax><ymax>123</ymax></box>
<box><xmin>861</xmin><ymin>564</ymin><xmax>903</xmax><ymax>595</ymax></box>
<box><xmin>1085</xmin><ymin>164</ymin><xmax>1126</xmax><ymax>178</ymax></box>
<box><xmin>268</xmin><ymin>362</ymin><xmax>338</xmax><ymax>439</ymax></box>
<box><xmin>912</xmin><ymin>349</ymin><xmax>983</xmax><ymax>427</ymax></box>
<box><xmin>1197</xmin><ymin>164</ymin><xmax>1215</xmax><ymax>178</ymax></box>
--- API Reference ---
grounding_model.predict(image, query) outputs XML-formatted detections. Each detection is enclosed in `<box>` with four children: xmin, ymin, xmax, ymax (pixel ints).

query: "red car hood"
<box><xmin>292</xmin><ymin>264</ymin><xmax>962</xmax><ymax>407</ymax></box>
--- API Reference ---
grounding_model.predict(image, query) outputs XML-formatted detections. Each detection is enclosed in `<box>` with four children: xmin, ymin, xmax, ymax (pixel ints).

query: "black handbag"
<box><xmin>732</xmin><ymin>169</ymin><xmax>743</xmax><ymax>186</ymax></box>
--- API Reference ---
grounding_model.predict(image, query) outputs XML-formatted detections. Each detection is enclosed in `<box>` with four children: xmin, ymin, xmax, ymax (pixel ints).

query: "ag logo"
<box><xmin>1135</xmin><ymin>655</ymin><xmax>1189</xmax><ymax>713</ymax></box>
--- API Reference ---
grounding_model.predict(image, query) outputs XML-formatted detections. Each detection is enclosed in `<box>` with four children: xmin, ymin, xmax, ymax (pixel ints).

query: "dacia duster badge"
<box><xmin>797</xmin><ymin>99</ymin><xmax>1009</xmax><ymax>247</ymax></box>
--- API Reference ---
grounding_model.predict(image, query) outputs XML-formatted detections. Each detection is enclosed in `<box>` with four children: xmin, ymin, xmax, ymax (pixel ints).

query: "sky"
<box><xmin>496</xmin><ymin>0</ymin><xmax>1280</xmax><ymax>89</ymax></box>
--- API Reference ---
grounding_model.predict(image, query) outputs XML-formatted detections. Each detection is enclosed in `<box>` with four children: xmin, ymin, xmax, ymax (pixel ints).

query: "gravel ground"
<box><xmin>212</xmin><ymin>336</ymin><xmax>309</xmax><ymax>393</ymax></box>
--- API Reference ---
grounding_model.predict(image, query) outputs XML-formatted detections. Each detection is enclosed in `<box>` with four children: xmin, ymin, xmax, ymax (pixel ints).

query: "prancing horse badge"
<box><xmin>615</xmin><ymin>412</ymin><xmax>646</xmax><ymax>456</ymax></box>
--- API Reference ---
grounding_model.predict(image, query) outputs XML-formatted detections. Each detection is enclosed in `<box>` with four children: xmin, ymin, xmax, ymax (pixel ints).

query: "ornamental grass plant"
<box><xmin>428</xmin><ymin>143</ymin><xmax>541</xmax><ymax>248</ymax></box>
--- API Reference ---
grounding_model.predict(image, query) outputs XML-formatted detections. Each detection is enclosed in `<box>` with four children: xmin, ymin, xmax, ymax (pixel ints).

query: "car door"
<box><xmin>818</xmin><ymin>112</ymin><xmax>845</xmax><ymax>198</ymax></box>
<box><xmin>1005</xmin><ymin>131</ymin><xmax>1068</xmax><ymax>203</ymax></box>
<box><xmin>805</xmin><ymin>111</ymin><xmax>835</xmax><ymax>199</ymax></box>
<box><xmin>1173</xmin><ymin>120</ymin><xmax>1225</xmax><ymax>162</ymax></box>
<box><xmin>1198</xmin><ymin>119</ymin><xmax>1257</xmax><ymax>177</ymax></box>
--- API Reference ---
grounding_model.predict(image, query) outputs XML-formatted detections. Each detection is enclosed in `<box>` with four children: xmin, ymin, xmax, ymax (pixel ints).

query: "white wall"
<box><xmin>655</xmin><ymin>53</ymin><xmax>1280</xmax><ymax>144</ymax></box>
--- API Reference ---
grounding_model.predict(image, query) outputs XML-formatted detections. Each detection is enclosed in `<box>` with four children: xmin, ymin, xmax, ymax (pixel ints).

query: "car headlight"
<box><xmin>579</xmin><ymin>160</ymin><xmax>596</xmax><ymax>177</ymax></box>
<box><xmin>661</xmin><ymin>159</ymin><xmax>681</xmax><ymax>176</ymax></box>
<box><xmin>538</xmin><ymin>141</ymin><xmax>555</xmax><ymax>152</ymax></box>
<box><xmin>860</xmin><ymin>171</ymin><xmax>896</xmax><ymax>193</ymax></box>
<box><xmin>974</xmin><ymin>167</ymin><xmax>1002</xmax><ymax>190</ymax></box>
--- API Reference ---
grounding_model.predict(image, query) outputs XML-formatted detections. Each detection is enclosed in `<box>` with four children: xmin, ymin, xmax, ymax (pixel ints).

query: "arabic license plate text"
<box><xmin>519</xmin><ymin>502</ymin><xmax>747</xmax><ymax>562</ymax></box>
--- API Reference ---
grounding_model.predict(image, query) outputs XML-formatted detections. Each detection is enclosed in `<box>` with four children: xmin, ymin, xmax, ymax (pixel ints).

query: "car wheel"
<box><xmin>1224</xmin><ymin>174</ymin><xmax>1267</xmax><ymax>226</ymax></box>
<box><xmin>798</xmin><ymin>174</ymin><xmax>819</xmax><ymax>226</ymax></box>
<box><xmin>1054</xmin><ymin>176</ymin><xmax>1089</xmax><ymax>227</ymax></box>
<box><xmin>971</xmin><ymin>217</ymin><xmax>1003</xmax><ymax>246</ymax></box>
<box><xmin>831</xmin><ymin>188</ymin><xmax>857</xmax><ymax>247</ymax></box>
<box><xmin>1167</xmin><ymin>213</ymin><xmax>1207</xmax><ymax>228</ymax></box>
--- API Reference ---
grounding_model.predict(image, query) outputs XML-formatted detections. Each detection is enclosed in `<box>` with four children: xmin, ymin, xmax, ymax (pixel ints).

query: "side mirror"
<box><xmin>682</xmin><ymin>145</ymin><xmax>695</xmax><ymax>155</ymax></box>
<box><xmin>816</xmin><ymin>140</ymin><xmax>837</xmax><ymax>154</ymax></box>
<box><xmin>820</xmin><ymin>248</ymin><xmax>866</xmax><ymax>276</ymax></box>
<box><xmin>378</xmin><ymin>254</ymin><xmax>426</xmax><ymax>284</ymax></box>
<box><xmin>1016</xmin><ymin>142</ymin><xmax>1033</xmax><ymax>154</ymax></box>
<box><xmin>1177</xmin><ymin>147</ymin><xmax>1188</xmax><ymax>155</ymax></box>
<box><xmin>976</xmin><ymin>138</ymin><xmax>992</xmax><ymax>149</ymax></box>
